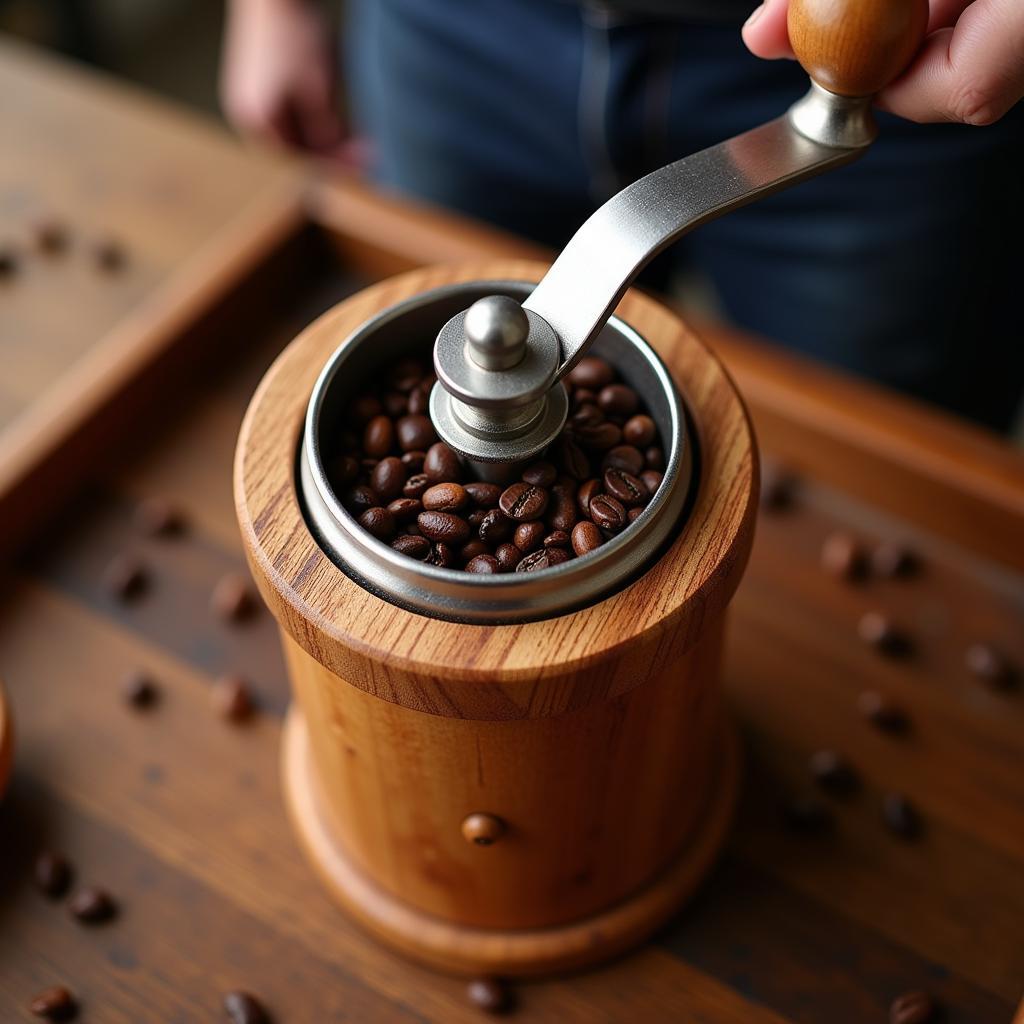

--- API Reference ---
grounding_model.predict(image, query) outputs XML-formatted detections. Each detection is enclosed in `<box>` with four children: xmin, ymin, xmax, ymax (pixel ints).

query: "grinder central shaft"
<box><xmin>430</xmin><ymin>294</ymin><xmax>569</xmax><ymax>474</ymax></box>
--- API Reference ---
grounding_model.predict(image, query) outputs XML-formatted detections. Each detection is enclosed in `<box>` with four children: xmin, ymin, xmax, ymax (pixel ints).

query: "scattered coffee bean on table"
<box><xmin>858</xmin><ymin>691</ymin><xmax>910</xmax><ymax>735</ymax></box>
<box><xmin>0</xmin><ymin>246</ymin><xmax>19</xmax><ymax>277</ymax></box>
<box><xmin>858</xmin><ymin>611</ymin><xmax>912</xmax><ymax>657</ymax></box>
<box><xmin>329</xmin><ymin>355</ymin><xmax>665</xmax><ymax>572</ymax></box>
<box><xmin>781</xmin><ymin>795</ymin><xmax>833</xmax><ymax>834</ymax></box>
<box><xmin>965</xmin><ymin>643</ymin><xmax>1015</xmax><ymax>690</ymax></box>
<box><xmin>223</xmin><ymin>990</ymin><xmax>271</xmax><ymax>1024</ymax></box>
<box><xmin>69</xmin><ymin>885</ymin><xmax>117</xmax><ymax>924</ymax></box>
<box><xmin>34</xmin><ymin>851</ymin><xmax>73</xmax><ymax>898</ymax></box>
<box><xmin>29</xmin><ymin>985</ymin><xmax>77</xmax><ymax>1021</ymax></box>
<box><xmin>759</xmin><ymin>461</ymin><xmax>797</xmax><ymax>512</ymax></box>
<box><xmin>213</xmin><ymin>674</ymin><xmax>255</xmax><ymax>722</ymax></box>
<box><xmin>882</xmin><ymin>793</ymin><xmax>923</xmax><ymax>840</ymax></box>
<box><xmin>121</xmin><ymin>670</ymin><xmax>159</xmax><ymax>710</ymax></box>
<box><xmin>102</xmin><ymin>553</ymin><xmax>147</xmax><ymax>601</ymax></box>
<box><xmin>820</xmin><ymin>532</ymin><xmax>866</xmax><ymax>581</ymax></box>
<box><xmin>871</xmin><ymin>541</ymin><xmax>919</xmax><ymax>579</ymax></box>
<box><xmin>93</xmin><ymin>237</ymin><xmax>126</xmax><ymax>272</ymax></box>
<box><xmin>889</xmin><ymin>991</ymin><xmax>936</xmax><ymax>1024</ymax></box>
<box><xmin>466</xmin><ymin>977</ymin><xmax>515</xmax><ymax>1015</ymax></box>
<box><xmin>211</xmin><ymin>573</ymin><xmax>257</xmax><ymax>623</ymax></box>
<box><xmin>34</xmin><ymin>219</ymin><xmax>69</xmax><ymax>255</ymax></box>
<box><xmin>135</xmin><ymin>497</ymin><xmax>186</xmax><ymax>537</ymax></box>
<box><xmin>809</xmin><ymin>750</ymin><xmax>859</xmax><ymax>797</ymax></box>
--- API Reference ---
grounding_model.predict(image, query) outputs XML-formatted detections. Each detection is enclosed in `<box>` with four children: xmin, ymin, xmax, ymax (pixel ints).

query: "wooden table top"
<box><xmin>1</xmin><ymin>38</ymin><xmax>1022</xmax><ymax>1024</ymax></box>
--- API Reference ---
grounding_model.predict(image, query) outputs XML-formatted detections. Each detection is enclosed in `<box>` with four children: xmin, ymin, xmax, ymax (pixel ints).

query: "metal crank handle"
<box><xmin>522</xmin><ymin>0</ymin><xmax>929</xmax><ymax>383</ymax></box>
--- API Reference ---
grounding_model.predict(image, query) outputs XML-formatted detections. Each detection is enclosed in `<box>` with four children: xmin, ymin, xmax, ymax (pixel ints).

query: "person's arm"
<box><xmin>220</xmin><ymin>0</ymin><xmax>342</xmax><ymax>152</ymax></box>
<box><xmin>743</xmin><ymin>0</ymin><xmax>1024</xmax><ymax>126</ymax></box>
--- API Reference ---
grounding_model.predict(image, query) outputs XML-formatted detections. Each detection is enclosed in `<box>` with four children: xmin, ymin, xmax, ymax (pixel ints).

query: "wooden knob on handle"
<box><xmin>788</xmin><ymin>0</ymin><xmax>929</xmax><ymax>97</ymax></box>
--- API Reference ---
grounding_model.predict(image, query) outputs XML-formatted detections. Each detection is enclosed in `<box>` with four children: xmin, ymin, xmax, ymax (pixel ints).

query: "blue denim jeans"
<box><xmin>346</xmin><ymin>0</ymin><xmax>1024</xmax><ymax>431</ymax></box>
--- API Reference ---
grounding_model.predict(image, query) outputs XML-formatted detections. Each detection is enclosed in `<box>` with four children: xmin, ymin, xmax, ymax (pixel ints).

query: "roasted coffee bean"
<box><xmin>644</xmin><ymin>446</ymin><xmax>666</xmax><ymax>472</ymax></box>
<box><xmin>623</xmin><ymin>414</ymin><xmax>656</xmax><ymax>447</ymax></box>
<box><xmin>555</xmin><ymin>436</ymin><xmax>591</xmax><ymax>480</ymax></box>
<box><xmin>516</xmin><ymin>547</ymin><xmax>569</xmax><ymax>572</ymax></box>
<box><xmin>391</xmin><ymin>535</ymin><xmax>431</xmax><ymax>560</ymax></box>
<box><xmin>122</xmin><ymin>670</ymin><xmax>158</xmax><ymax>710</ymax></box>
<box><xmin>522</xmin><ymin>461</ymin><xmax>557</xmax><ymax>487</ymax></box>
<box><xmin>820</xmin><ymin>532</ymin><xmax>867</xmax><ymax>581</ymax></box>
<box><xmin>576</xmin><ymin>478</ymin><xmax>602</xmax><ymax>518</ymax></box>
<box><xmin>94</xmin><ymin>237</ymin><xmax>126</xmax><ymax>271</ymax></box>
<box><xmin>589</xmin><ymin>494</ymin><xmax>627</xmax><ymax>533</ymax></box>
<box><xmin>965</xmin><ymin>643</ymin><xmax>1015</xmax><ymax>689</ymax></box>
<box><xmin>370</xmin><ymin>457</ymin><xmax>406</xmax><ymax>502</ymax></box>
<box><xmin>386</xmin><ymin>498</ymin><xmax>422</xmax><ymax>522</ymax></box>
<box><xmin>424</xmin><ymin>442</ymin><xmax>462</xmax><ymax>482</ymax></box>
<box><xmin>391</xmin><ymin>357</ymin><xmax>425</xmax><ymax>393</ymax></box>
<box><xmin>211</xmin><ymin>573</ymin><xmax>257</xmax><ymax>622</ymax></box>
<box><xmin>213</xmin><ymin>674</ymin><xmax>255</xmax><ymax>722</ymax></box>
<box><xmin>597</xmin><ymin>384</ymin><xmax>638</xmax><ymax>417</ymax></box>
<box><xmin>571</xmin><ymin>403</ymin><xmax>604</xmax><ymax>429</ymax></box>
<box><xmin>329</xmin><ymin>454</ymin><xmax>360</xmax><ymax>488</ymax></box>
<box><xmin>871</xmin><ymin>541</ymin><xmax>919</xmax><ymax>579</ymax></box>
<box><xmin>427</xmin><ymin>542</ymin><xmax>457</xmax><ymax>568</ymax></box>
<box><xmin>604</xmin><ymin>468</ymin><xmax>647</xmax><ymax>507</ymax></box>
<box><xmin>29</xmin><ymin>985</ymin><xmax>77</xmax><ymax>1021</ymax></box>
<box><xmin>460</xmin><ymin>541</ymin><xmax>490</xmax><ymax>563</ymax></box>
<box><xmin>465</xmin><ymin>481</ymin><xmax>502</xmax><ymax>508</ymax></box>
<box><xmin>494</xmin><ymin>543</ymin><xmax>522</xmax><ymax>572</ymax></box>
<box><xmin>499</xmin><ymin>482</ymin><xmax>549</xmax><ymax>521</ymax></box>
<box><xmin>382</xmin><ymin>391</ymin><xmax>407</xmax><ymax>417</ymax></box>
<box><xmin>571</xmin><ymin>521</ymin><xmax>603</xmax><ymax>556</ymax></box>
<box><xmin>69</xmin><ymin>886</ymin><xmax>117</xmax><ymax>924</ymax></box>
<box><xmin>396</xmin><ymin>414</ymin><xmax>436</xmax><ymax>452</ymax></box>
<box><xmin>809</xmin><ymin>750</ymin><xmax>859</xmax><ymax>797</ymax></box>
<box><xmin>360</xmin><ymin>457</ymin><xmax>380</xmax><ymax>474</ymax></box>
<box><xmin>359</xmin><ymin>507</ymin><xmax>396</xmax><ymax>541</ymax></box>
<box><xmin>760</xmin><ymin>461</ymin><xmax>796</xmax><ymax>511</ymax></box>
<box><xmin>858</xmin><ymin>690</ymin><xmax>910</xmax><ymax>734</ymax></box>
<box><xmin>345</xmin><ymin>483</ymin><xmax>380</xmax><ymax>513</ymax></box>
<box><xmin>568</xmin><ymin>356</ymin><xmax>614</xmax><ymax>390</ymax></box>
<box><xmin>0</xmin><ymin>246</ymin><xmax>18</xmax><ymax>277</ymax></box>
<box><xmin>571</xmin><ymin>387</ymin><xmax>596</xmax><ymax>408</ymax></box>
<box><xmin>407</xmin><ymin>386</ymin><xmax>429</xmax><ymax>415</ymax></box>
<box><xmin>513</xmin><ymin>521</ymin><xmax>545</xmax><ymax>553</ymax></box>
<box><xmin>34</xmin><ymin>852</ymin><xmax>72</xmax><ymax>898</ymax></box>
<box><xmin>543</xmin><ymin>530</ymin><xmax>570</xmax><ymax>549</ymax></box>
<box><xmin>781</xmin><ymin>796</ymin><xmax>833</xmax><ymax>834</ymax></box>
<box><xmin>102</xmin><ymin>554</ymin><xmax>147</xmax><ymax>601</ymax></box>
<box><xmin>422</xmin><ymin>482</ymin><xmax>468</xmax><ymax>512</ymax></box>
<box><xmin>401</xmin><ymin>450</ymin><xmax>426</xmax><ymax>474</ymax></box>
<box><xmin>465</xmin><ymin>554</ymin><xmax>500</xmax><ymax>574</ymax></box>
<box><xmin>882</xmin><ymin>793</ymin><xmax>923</xmax><ymax>839</ymax></box>
<box><xmin>418</xmin><ymin>511</ymin><xmax>471</xmax><ymax>545</ymax></box>
<box><xmin>350</xmin><ymin>395</ymin><xmax>382</xmax><ymax>424</ymax></box>
<box><xmin>34</xmin><ymin>219</ymin><xmax>69</xmax><ymax>255</ymax></box>
<box><xmin>479</xmin><ymin>508</ymin><xmax>512</xmax><ymax>543</ymax></box>
<box><xmin>858</xmin><ymin>611</ymin><xmax>911</xmax><ymax>656</ymax></box>
<box><xmin>363</xmin><ymin>415</ymin><xmax>394</xmax><ymax>457</ymax></box>
<box><xmin>223</xmin><ymin>990</ymin><xmax>272</xmax><ymax>1024</ymax></box>
<box><xmin>640</xmin><ymin>470</ymin><xmax>663</xmax><ymax>496</ymax></box>
<box><xmin>602</xmin><ymin>444</ymin><xmax>645</xmax><ymax>475</ymax></box>
<box><xmin>547</xmin><ymin>483</ymin><xmax>577</xmax><ymax>531</ymax></box>
<box><xmin>135</xmin><ymin>496</ymin><xmax>186</xmax><ymax>537</ymax></box>
<box><xmin>576</xmin><ymin>422</ymin><xmax>622</xmax><ymax>450</ymax></box>
<box><xmin>402</xmin><ymin>474</ymin><xmax>429</xmax><ymax>499</ymax></box>
<box><xmin>889</xmin><ymin>991</ymin><xmax>935</xmax><ymax>1024</ymax></box>
<box><xmin>467</xmin><ymin>509</ymin><xmax>487</xmax><ymax>528</ymax></box>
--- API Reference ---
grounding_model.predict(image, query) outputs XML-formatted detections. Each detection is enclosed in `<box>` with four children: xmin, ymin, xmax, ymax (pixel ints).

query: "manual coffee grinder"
<box><xmin>236</xmin><ymin>0</ymin><xmax>926</xmax><ymax>975</ymax></box>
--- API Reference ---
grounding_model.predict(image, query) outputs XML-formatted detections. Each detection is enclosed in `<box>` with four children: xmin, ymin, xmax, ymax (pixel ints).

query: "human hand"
<box><xmin>743</xmin><ymin>0</ymin><xmax>1024</xmax><ymax>125</ymax></box>
<box><xmin>220</xmin><ymin>0</ymin><xmax>342</xmax><ymax>153</ymax></box>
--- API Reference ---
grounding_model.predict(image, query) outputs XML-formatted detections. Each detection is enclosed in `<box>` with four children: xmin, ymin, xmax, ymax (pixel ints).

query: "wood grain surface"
<box><xmin>1</xmin><ymin>38</ymin><xmax>1022</xmax><ymax>1024</ymax></box>
<box><xmin>0</xmin><ymin>260</ymin><xmax>1021</xmax><ymax>1021</ymax></box>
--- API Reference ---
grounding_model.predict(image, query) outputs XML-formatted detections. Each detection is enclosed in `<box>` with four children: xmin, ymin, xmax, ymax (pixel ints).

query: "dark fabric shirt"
<box><xmin>568</xmin><ymin>0</ymin><xmax>757</xmax><ymax>24</ymax></box>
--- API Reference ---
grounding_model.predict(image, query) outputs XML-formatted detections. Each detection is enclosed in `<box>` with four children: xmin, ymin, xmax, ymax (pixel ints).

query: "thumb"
<box><xmin>742</xmin><ymin>0</ymin><xmax>796</xmax><ymax>59</ymax></box>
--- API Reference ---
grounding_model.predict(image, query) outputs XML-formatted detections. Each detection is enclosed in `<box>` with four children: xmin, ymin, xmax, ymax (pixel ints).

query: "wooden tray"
<box><xmin>0</xmin><ymin>39</ymin><xmax>1021</xmax><ymax>1024</ymax></box>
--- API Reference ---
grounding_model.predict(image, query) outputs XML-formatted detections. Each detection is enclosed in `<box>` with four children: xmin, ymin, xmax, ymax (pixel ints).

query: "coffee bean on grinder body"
<box><xmin>69</xmin><ymin>886</ymin><xmax>117</xmax><ymax>924</ymax></box>
<box><xmin>424</xmin><ymin>442</ymin><xmax>462</xmax><ymax>482</ymax></box>
<box><xmin>465</xmin><ymin>554</ymin><xmax>500</xmax><ymax>574</ymax></box>
<box><xmin>589</xmin><ymin>495</ymin><xmax>628</xmax><ymax>534</ymax></box>
<box><xmin>604</xmin><ymin>468</ymin><xmax>647</xmax><ymax>507</ymax></box>
<box><xmin>465</xmin><ymin>482</ymin><xmax>502</xmax><ymax>508</ymax></box>
<box><xmin>567</xmin><ymin>356</ymin><xmax>614</xmax><ymax>390</ymax></box>
<box><xmin>392</xmin><ymin>535</ymin><xmax>431</xmax><ymax>560</ymax></box>
<box><xmin>494</xmin><ymin>543</ymin><xmax>522</xmax><ymax>572</ymax></box>
<box><xmin>479</xmin><ymin>508</ymin><xmax>512</xmax><ymax>544</ymax></box>
<box><xmin>363</xmin><ymin>416</ymin><xmax>394</xmax><ymax>458</ymax></box>
<box><xmin>598</xmin><ymin>384</ymin><xmax>639</xmax><ymax>417</ymax></box>
<box><xmin>358</xmin><ymin>507</ymin><xmax>396</xmax><ymax>541</ymax></box>
<box><xmin>547</xmin><ymin>483</ymin><xmax>578</xmax><ymax>532</ymax></box>
<box><xmin>571</xmin><ymin>521</ymin><xmax>604</xmax><ymax>557</ymax></box>
<box><xmin>623</xmin><ymin>414</ymin><xmax>656</xmax><ymax>447</ymax></box>
<box><xmin>513</xmin><ymin>521</ymin><xmax>545</xmax><ymax>554</ymax></box>
<box><xmin>517</xmin><ymin>548</ymin><xmax>570</xmax><ymax>572</ymax></box>
<box><xmin>499</xmin><ymin>483</ymin><xmax>549</xmax><ymax>522</ymax></box>
<box><xmin>602</xmin><ymin>444</ymin><xmax>645</xmax><ymax>475</ymax></box>
<box><xmin>370</xmin><ymin>457</ymin><xmax>406</xmax><ymax>502</ymax></box>
<box><xmin>422</xmin><ymin>482</ymin><xmax>468</xmax><ymax>513</ymax></box>
<box><xmin>522</xmin><ymin>461</ymin><xmax>557</xmax><ymax>487</ymax></box>
<box><xmin>418</xmin><ymin>511</ymin><xmax>471</xmax><ymax>545</ymax></box>
<box><xmin>396</xmin><ymin>414</ymin><xmax>436</xmax><ymax>452</ymax></box>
